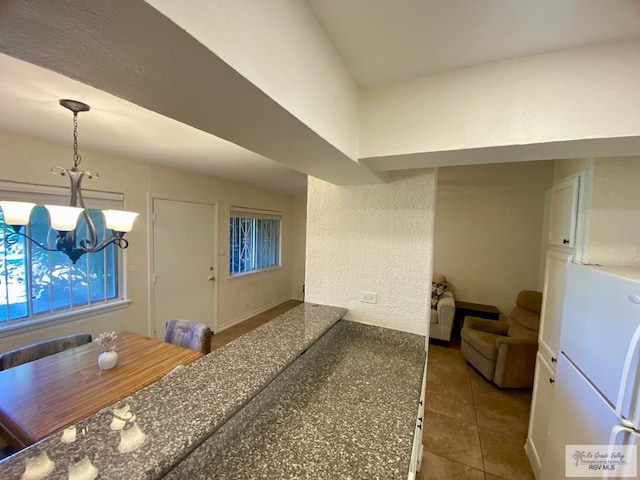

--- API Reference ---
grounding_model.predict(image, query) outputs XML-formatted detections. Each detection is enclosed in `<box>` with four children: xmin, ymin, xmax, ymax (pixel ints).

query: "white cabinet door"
<box><xmin>408</xmin><ymin>361</ymin><xmax>426</xmax><ymax>479</ymax></box>
<box><xmin>548</xmin><ymin>175</ymin><xmax>579</xmax><ymax>249</ymax></box>
<box><xmin>526</xmin><ymin>353</ymin><xmax>556</xmax><ymax>478</ymax></box>
<box><xmin>538</xmin><ymin>251</ymin><xmax>573</xmax><ymax>365</ymax></box>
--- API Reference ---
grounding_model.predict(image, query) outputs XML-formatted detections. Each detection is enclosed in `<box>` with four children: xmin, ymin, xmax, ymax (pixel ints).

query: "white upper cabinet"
<box><xmin>547</xmin><ymin>175</ymin><xmax>579</xmax><ymax>249</ymax></box>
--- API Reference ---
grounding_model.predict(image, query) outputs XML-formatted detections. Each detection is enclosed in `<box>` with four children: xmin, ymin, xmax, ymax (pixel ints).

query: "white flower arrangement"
<box><xmin>94</xmin><ymin>331</ymin><xmax>118</xmax><ymax>352</ymax></box>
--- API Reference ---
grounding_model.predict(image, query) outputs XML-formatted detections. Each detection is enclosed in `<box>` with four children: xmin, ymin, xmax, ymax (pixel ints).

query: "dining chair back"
<box><xmin>164</xmin><ymin>319</ymin><xmax>211</xmax><ymax>354</ymax></box>
<box><xmin>0</xmin><ymin>333</ymin><xmax>92</xmax><ymax>370</ymax></box>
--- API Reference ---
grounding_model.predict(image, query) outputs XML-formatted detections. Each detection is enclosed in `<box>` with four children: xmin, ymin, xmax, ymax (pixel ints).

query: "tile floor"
<box><xmin>417</xmin><ymin>343</ymin><xmax>534</xmax><ymax>480</ymax></box>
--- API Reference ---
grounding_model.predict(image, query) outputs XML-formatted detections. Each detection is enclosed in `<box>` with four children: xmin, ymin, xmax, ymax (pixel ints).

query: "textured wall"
<box><xmin>305</xmin><ymin>170</ymin><xmax>437</xmax><ymax>335</ymax></box>
<box><xmin>434</xmin><ymin>162</ymin><xmax>553</xmax><ymax>315</ymax></box>
<box><xmin>290</xmin><ymin>195</ymin><xmax>307</xmax><ymax>301</ymax></box>
<box><xmin>582</xmin><ymin>156</ymin><xmax>640</xmax><ymax>265</ymax></box>
<box><xmin>0</xmin><ymin>131</ymin><xmax>301</xmax><ymax>351</ymax></box>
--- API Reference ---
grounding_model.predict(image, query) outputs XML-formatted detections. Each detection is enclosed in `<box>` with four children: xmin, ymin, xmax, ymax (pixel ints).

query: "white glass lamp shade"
<box><xmin>45</xmin><ymin>205</ymin><xmax>84</xmax><ymax>231</ymax></box>
<box><xmin>0</xmin><ymin>201</ymin><xmax>36</xmax><ymax>226</ymax></box>
<box><xmin>103</xmin><ymin>210</ymin><xmax>139</xmax><ymax>233</ymax></box>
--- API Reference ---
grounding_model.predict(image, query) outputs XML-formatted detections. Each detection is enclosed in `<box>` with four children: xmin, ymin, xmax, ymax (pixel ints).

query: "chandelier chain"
<box><xmin>72</xmin><ymin>111</ymin><xmax>82</xmax><ymax>169</ymax></box>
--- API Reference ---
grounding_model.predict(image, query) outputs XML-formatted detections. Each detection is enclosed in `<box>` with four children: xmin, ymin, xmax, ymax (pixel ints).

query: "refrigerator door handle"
<box><xmin>615</xmin><ymin>322</ymin><xmax>640</xmax><ymax>429</ymax></box>
<box><xmin>608</xmin><ymin>424</ymin><xmax>634</xmax><ymax>446</ymax></box>
<box><xmin>605</xmin><ymin>425</ymin><xmax>638</xmax><ymax>479</ymax></box>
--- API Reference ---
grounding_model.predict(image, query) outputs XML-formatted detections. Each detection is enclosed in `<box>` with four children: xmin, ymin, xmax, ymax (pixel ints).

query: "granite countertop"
<box><xmin>0</xmin><ymin>303</ymin><xmax>347</xmax><ymax>480</ymax></box>
<box><xmin>166</xmin><ymin>320</ymin><xmax>426</xmax><ymax>480</ymax></box>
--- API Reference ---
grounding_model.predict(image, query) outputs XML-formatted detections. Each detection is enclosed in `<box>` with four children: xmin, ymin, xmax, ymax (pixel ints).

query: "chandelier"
<box><xmin>0</xmin><ymin>99</ymin><xmax>138</xmax><ymax>264</ymax></box>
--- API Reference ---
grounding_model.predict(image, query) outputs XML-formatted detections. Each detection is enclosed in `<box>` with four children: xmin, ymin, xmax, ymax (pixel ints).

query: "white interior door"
<box><xmin>152</xmin><ymin>198</ymin><xmax>216</xmax><ymax>339</ymax></box>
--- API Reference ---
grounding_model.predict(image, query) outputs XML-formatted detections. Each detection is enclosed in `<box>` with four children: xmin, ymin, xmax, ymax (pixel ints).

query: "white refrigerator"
<box><xmin>541</xmin><ymin>264</ymin><xmax>640</xmax><ymax>479</ymax></box>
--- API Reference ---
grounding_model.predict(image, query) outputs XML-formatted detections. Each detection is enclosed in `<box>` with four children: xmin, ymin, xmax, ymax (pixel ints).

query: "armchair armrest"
<box><xmin>430</xmin><ymin>292</ymin><xmax>455</xmax><ymax>342</ymax></box>
<box><xmin>495</xmin><ymin>336</ymin><xmax>537</xmax><ymax>349</ymax></box>
<box><xmin>462</xmin><ymin>316</ymin><xmax>509</xmax><ymax>335</ymax></box>
<box><xmin>494</xmin><ymin>336</ymin><xmax>539</xmax><ymax>388</ymax></box>
<box><xmin>437</xmin><ymin>293</ymin><xmax>455</xmax><ymax>325</ymax></box>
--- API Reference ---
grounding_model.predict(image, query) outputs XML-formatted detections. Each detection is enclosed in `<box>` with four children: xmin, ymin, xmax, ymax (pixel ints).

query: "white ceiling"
<box><xmin>0</xmin><ymin>53</ymin><xmax>309</xmax><ymax>196</ymax></box>
<box><xmin>2</xmin><ymin>1</ymin><xmax>640</xmax><ymax>195</ymax></box>
<box><xmin>307</xmin><ymin>0</ymin><xmax>640</xmax><ymax>87</ymax></box>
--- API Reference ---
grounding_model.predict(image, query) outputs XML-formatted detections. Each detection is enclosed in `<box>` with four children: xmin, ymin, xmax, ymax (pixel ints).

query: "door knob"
<box><xmin>562</xmin><ymin>239</ymin><xmax>570</xmax><ymax>245</ymax></box>
<box><xmin>208</xmin><ymin>276</ymin><xmax>215</xmax><ymax>281</ymax></box>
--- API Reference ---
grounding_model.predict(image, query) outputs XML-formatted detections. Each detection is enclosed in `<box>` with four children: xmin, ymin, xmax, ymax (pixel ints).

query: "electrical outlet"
<box><xmin>360</xmin><ymin>291</ymin><xmax>377</xmax><ymax>304</ymax></box>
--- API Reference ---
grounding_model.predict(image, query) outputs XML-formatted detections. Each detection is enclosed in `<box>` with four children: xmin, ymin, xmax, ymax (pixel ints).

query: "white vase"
<box><xmin>98</xmin><ymin>351</ymin><xmax>118</xmax><ymax>370</ymax></box>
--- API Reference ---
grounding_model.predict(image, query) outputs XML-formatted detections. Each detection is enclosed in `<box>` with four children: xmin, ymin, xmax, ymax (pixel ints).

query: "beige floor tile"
<box><xmin>420</xmin><ymin>451</ymin><xmax>485</xmax><ymax>480</ymax></box>
<box><xmin>425</xmin><ymin>380</ymin><xmax>476</xmax><ymax>422</ymax></box>
<box><xmin>473</xmin><ymin>392</ymin><xmax>530</xmax><ymax>440</ymax></box>
<box><xmin>423</xmin><ymin>410</ymin><xmax>484</xmax><ymax>470</ymax></box>
<box><xmin>429</xmin><ymin>344</ymin><xmax>467</xmax><ymax>363</ymax></box>
<box><xmin>427</xmin><ymin>360</ymin><xmax>471</xmax><ymax>390</ymax></box>
<box><xmin>468</xmin><ymin>367</ymin><xmax>532</xmax><ymax>406</ymax></box>
<box><xmin>485</xmin><ymin>474</ymin><xmax>509</xmax><ymax>480</ymax></box>
<box><xmin>479</xmin><ymin>426</ymin><xmax>535</xmax><ymax>480</ymax></box>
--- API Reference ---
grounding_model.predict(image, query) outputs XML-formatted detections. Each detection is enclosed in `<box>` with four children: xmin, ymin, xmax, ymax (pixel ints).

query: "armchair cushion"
<box><xmin>462</xmin><ymin>317</ymin><xmax>509</xmax><ymax>335</ymax></box>
<box><xmin>506</xmin><ymin>320</ymin><xmax>538</xmax><ymax>341</ymax></box>
<box><xmin>461</xmin><ymin>329</ymin><xmax>501</xmax><ymax>361</ymax></box>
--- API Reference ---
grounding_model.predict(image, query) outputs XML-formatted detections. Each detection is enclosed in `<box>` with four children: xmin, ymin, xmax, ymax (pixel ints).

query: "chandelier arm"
<box><xmin>57</xmin><ymin>233</ymin><xmax>129</xmax><ymax>264</ymax></box>
<box><xmin>4</xmin><ymin>230</ymin><xmax>62</xmax><ymax>253</ymax></box>
<box><xmin>81</xmin><ymin>235</ymin><xmax>129</xmax><ymax>254</ymax></box>
<box><xmin>64</xmin><ymin>168</ymin><xmax>98</xmax><ymax>250</ymax></box>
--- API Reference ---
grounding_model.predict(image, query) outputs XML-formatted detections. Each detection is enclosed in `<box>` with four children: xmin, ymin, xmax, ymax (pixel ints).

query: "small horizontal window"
<box><xmin>229</xmin><ymin>208</ymin><xmax>281</xmax><ymax>276</ymax></box>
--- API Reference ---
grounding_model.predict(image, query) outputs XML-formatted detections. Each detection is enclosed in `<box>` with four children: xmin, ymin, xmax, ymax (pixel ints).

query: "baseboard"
<box><xmin>216</xmin><ymin>296</ymin><xmax>292</xmax><ymax>333</ymax></box>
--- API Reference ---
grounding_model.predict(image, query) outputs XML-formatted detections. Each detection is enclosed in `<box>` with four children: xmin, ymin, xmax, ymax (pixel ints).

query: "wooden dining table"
<box><xmin>0</xmin><ymin>331</ymin><xmax>203</xmax><ymax>449</ymax></box>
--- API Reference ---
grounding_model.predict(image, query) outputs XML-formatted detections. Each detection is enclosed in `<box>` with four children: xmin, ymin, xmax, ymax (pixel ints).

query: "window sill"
<box><xmin>228</xmin><ymin>265</ymin><xmax>282</xmax><ymax>280</ymax></box>
<box><xmin>0</xmin><ymin>299</ymin><xmax>132</xmax><ymax>338</ymax></box>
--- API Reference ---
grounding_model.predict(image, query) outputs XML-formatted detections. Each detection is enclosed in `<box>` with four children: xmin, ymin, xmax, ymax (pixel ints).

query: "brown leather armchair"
<box><xmin>461</xmin><ymin>290</ymin><xmax>542</xmax><ymax>388</ymax></box>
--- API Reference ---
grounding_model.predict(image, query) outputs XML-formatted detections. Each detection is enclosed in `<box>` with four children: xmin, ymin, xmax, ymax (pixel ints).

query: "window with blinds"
<box><xmin>229</xmin><ymin>208</ymin><xmax>282</xmax><ymax>276</ymax></box>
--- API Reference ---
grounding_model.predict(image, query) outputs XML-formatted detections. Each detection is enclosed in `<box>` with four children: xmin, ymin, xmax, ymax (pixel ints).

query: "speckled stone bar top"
<box><xmin>0</xmin><ymin>303</ymin><xmax>346</xmax><ymax>480</ymax></box>
<box><xmin>166</xmin><ymin>320</ymin><xmax>427</xmax><ymax>479</ymax></box>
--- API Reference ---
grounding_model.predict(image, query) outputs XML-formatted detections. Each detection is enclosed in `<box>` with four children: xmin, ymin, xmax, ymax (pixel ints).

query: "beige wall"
<box><xmin>360</xmin><ymin>40</ymin><xmax>640</xmax><ymax>163</ymax></box>
<box><xmin>434</xmin><ymin>162</ymin><xmax>553</xmax><ymax>316</ymax></box>
<box><xmin>305</xmin><ymin>170</ymin><xmax>437</xmax><ymax>335</ymax></box>
<box><xmin>0</xmin><ymin>131</ymin><xmax>301</xmax><ymax>351</ymax></box>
